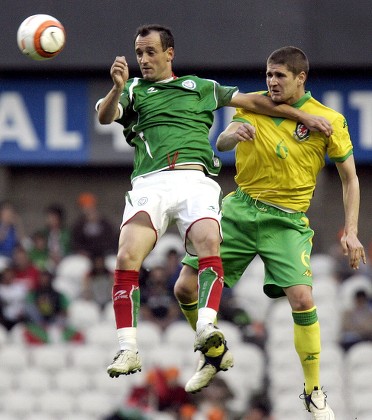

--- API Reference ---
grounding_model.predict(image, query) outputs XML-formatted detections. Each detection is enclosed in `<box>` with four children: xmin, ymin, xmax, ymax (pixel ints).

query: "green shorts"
<box><xmin>182</xmin><ymin>188</ymin><xmax>314</xmax><ymax>298</ymax></box>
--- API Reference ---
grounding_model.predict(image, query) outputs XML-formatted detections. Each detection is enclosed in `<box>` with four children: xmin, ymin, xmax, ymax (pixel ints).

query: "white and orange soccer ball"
<box><xmin>17</xmin><ymin>14</ymin><xmax>66</xmax><ymax>61</ymax></box>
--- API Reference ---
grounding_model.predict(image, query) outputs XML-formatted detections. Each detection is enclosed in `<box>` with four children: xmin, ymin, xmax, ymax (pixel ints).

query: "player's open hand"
<box><xmin>302</xmin><ymin>115</ymin><xmax>333</xmax><ymax>137</ymax></box>
<box><xmin>110</xmin><ymin>56</ymin><xmax>129</xmax><ymax>89</ymax></box>
<box><xmin>340</xmin><ymin>231</ymin><xmax>366</xmax><ymax>270</ymax></box>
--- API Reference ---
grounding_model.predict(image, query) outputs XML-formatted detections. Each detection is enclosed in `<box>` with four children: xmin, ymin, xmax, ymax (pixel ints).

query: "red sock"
<box><xmin>198</xmin><ymin>256</ymin><xmax>224</xmax><ymax>311</ymax></box>
<box><xmin>112</xmin><ymin>269</ymin><xmax>140</xmax><ymax>328</ymax></box>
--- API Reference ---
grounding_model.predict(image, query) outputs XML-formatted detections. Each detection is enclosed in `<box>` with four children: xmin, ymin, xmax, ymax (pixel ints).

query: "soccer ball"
<box><xmin>17</xmin><ymin>14</ymin><xmax>66</xmax><ymax>61</ymax></box>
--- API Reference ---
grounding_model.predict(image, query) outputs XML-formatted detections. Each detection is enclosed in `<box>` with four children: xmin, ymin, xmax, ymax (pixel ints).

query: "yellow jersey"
<box><xmin>233</xmin><ymin>91</ymin><xmax>353</xmax><ymax>212</ymax></box>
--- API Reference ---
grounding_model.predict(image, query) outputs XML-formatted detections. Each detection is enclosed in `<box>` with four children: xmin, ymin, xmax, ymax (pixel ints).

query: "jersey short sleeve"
<box><xmin>214</xmin><ymin>83</ymin><xmax>239</xmax><ymax>109</ymax></box>
<box><xmin>232</xmin><ymin>107</ymin><xmax>255</xmax><ymax>124</ymax></box>
<box><xmin>326</xmin><ymin>114</ymin><xmax>353</xmax><ymax>162</ymax></box>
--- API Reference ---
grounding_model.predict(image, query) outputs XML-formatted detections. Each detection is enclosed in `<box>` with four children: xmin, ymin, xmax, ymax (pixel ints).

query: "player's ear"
<box><xmin>166</xmin><ymin>47</ymin><xmax>174</xmax><ymax>62</ymax></box>
<box><xmin>297</xmin><ymin>71</ymin><xmax>306</xmax><ymax>87</ymax></box>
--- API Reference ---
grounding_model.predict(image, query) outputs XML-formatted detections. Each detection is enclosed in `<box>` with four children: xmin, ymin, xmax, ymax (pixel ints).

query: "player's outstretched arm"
<box><xmin>229</xmin><ymin>93</ymin><xmax>333</xmax><ymax>137</ymax></box>
<box><xmin>336</xmin><ymin>155</ymin><xmax>366</xmax><ymax>270</ymax></box>
<box><xmin>98</xmin><ymin>56</ymin><xmax>129</xmax><ymax>124</ymax></box>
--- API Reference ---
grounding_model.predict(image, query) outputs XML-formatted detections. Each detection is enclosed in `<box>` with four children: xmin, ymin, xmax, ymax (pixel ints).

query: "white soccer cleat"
<box><xmin>194</xmin><ymin>323</ymin><xmax>225</xmax><ymax>353</ymax></box>
<box><xmin>302</xmin><ymin>387</ymin><xmax>335</xmax><ymax>419</ymax></box>
<box><xmin>107</xmin><ymin>350</ymin><xmax>142</xmax><ymax>377</ymax></box>
<box><xmin>185</xmin><ymin>344</ymin><xmax>234</xmax><ymax>393</ymax></box>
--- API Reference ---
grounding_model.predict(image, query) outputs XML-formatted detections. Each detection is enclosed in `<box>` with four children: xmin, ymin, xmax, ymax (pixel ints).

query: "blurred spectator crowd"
<box><xmin>1</xmin><ymin>196</ymin><xmax>372</xmax><ymax>419</ymax></box>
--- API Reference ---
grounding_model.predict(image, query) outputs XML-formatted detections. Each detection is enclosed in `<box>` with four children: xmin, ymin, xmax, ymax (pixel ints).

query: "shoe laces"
<box><xmin>299</xmin><ymin>387</ymin><xmax>328</xmax><ymax>411</ymax></box>
<box><xmin>113</xmin><ymin>350</ymin><xmax>124</xmax><ymax>361</ymax></box>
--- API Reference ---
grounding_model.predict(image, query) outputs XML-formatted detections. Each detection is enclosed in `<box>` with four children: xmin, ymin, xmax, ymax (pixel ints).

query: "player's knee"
<box><xmin>286</xmin><ymin>285</ymin><xmax>314</xmax><ymax>311</ymax></box>
<box><xmin>116</xmin><ymin>246</ymin><xmax>142</xmax><ymax>270</ymax></box>
<box><xmin>290</xmin><ymin>295</ymin><xmax>314</xmax><ymax>311</ymax></box>
<box><xmin>188</xmin><ymin>220</ymin><xmax>221</xmax><ymax>255</ymax></box>
<box><xmin>193</xmin><ymin>234</ymin><xmax>221</xmax><ymax>257</ymax></box>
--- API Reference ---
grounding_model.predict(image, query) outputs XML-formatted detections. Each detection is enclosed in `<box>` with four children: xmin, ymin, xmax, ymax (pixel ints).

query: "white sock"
<box><xmin>196</xmin><ymin>307</ymin><xmax>217</xmax><ymax>331</ymax></box>
<box><xmin>117</xmin><ymin>327</ymin><xmax>138</xmax><ymax>352</ymax></box>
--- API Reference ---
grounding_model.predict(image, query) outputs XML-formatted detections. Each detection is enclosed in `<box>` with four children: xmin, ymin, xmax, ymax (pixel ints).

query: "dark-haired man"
<box><xmin>96</xmin><ymin>26</ymin><xmax>333</xmax><ymax>386</ymax></box>
<box><xmin>175</xmin><ymin>46</ymin><xmax>365</xmax><ymax>417</ymax></box>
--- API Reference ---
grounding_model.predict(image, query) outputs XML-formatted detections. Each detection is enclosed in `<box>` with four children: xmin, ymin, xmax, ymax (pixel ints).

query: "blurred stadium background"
<box><xmin>1</xmin><ymin>1</ymin><xmax>372</xmax><ymax>419</ymax></box>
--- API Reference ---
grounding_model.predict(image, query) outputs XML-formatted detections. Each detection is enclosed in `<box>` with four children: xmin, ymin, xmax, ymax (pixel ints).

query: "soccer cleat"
<box><xmin>194</xmin><ymin>323</ymin><xmax>225</xmax><ymax>353</ymax></box>
<box><xmin>301</xmin><ymin>387</ymin><xmax>335</xmax><ymax>419</ymax></box>
<box><xmin>107</xmin><ymin>350</ymin><xmax>142</xmax><ymax>378</ymax></box>
<box><xmin>185</xmin><ymin>343</ymin><xmax>234</xmax><ymax>393</ymax></box>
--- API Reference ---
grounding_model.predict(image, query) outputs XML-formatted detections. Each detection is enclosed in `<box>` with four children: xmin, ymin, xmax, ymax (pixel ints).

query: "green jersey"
<box><xmin>116</xmin><ymin>75</ymin><xmax>238</xmax><ymax>180</ymax></box>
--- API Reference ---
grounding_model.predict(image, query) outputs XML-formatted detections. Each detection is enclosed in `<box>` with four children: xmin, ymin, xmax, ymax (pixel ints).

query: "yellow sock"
<box><xmin>178</xmin><ymin>300</ymin><xmax>225</xmax><ymax>357</ymax></box>
<box><xmin>293</xmin><ymin>306</ymin><xmax>321</xmax><ymax>395</ymax></box>
<box><xmin>179</xmin><ymin>300</ymin><xmax>198</xmax><ymax>331</ymax></box>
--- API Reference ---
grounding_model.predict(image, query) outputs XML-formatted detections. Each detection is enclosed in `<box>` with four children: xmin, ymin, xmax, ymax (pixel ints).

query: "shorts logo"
<box><xmin>293</xmin><ymin>123</ymin><xmax>310</xmax><ymax>142</ymax></box>
<box><xmin>137</xmin><ymin>197</ymin><xmax>148</xmax><ymax>206</ymax></box>
<box><xmin>182</xmin><ymin>80</ymin><xmax>196</xmax><ymax>90</ymax></box>
<box><xmin>147</xmin><ymin>87</ymin><xmax>158</xmax><ymax>93</ymax></box>
<box><xmin>207</xmin><ymin>205</ymin><xmax>218</xmax><ymax>213</ymax></box>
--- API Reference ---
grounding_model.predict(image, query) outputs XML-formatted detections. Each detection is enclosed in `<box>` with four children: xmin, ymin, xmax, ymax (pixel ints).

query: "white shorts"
<box><xmin>121</xmin><ymin>170</ymin><xmax>223</xmax><ymax>255</ymax></box>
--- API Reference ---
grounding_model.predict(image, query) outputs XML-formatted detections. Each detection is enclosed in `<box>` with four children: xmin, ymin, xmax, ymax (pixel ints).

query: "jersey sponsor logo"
<box><xmin>182</xmin><ymin>80</ymin><xmax>196</xmax><ymax>90</ymax></box>
<box><xmin>147</xmin><ymin>87</ymin><xmax>158</xmax><ymax>93</ymax></box>
<box><xmin>293</xmin><ymin>123</ymin><xmax>310</xmax><ymax>142</ymax></box>
<box><xmin>137</xmin><ymin>197</ymin><xmax>148</xmax><ymax>206</ymax></box>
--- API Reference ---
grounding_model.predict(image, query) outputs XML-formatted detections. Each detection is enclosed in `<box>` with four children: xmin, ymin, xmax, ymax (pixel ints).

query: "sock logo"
<box><xmin>304</xmin><ymin>355</ymin><xmax>318</xmax><ymax>361</ymax></box>
<box><xmin>113</xmin><ymin>290</ymin><xmax>129</xmax><ymax>301</ymax></box>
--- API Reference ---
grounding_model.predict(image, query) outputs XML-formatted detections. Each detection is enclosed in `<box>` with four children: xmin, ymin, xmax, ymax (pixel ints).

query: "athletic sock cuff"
<box><xmin>292</xmin><ymin>307</ymin><xmax>318</xmax><ymax>326</ymax></box>
<box><xmin>179</xmin><ymin>301</ymin><xmax>198</xmax><ymax>311</ymax></box>
<box><xmin>114</xmin><ymin>269</ymin><xmax>139</xmax><ymax>286</ymax></box>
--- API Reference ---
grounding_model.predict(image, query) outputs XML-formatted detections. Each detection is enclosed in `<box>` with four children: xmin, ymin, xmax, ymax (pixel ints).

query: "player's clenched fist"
<box><xmin>234</xmin><ymin>123</ymin><xmax>256</xmax><ymax>142</ymax></box>
<box><xmin>110</xmin><ymin>56</ymin><xmax>129</xmax><ymax>89</ymax></box>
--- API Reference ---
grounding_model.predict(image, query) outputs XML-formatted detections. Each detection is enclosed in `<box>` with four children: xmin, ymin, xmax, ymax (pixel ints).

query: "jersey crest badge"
<box><xmin>182</xmin><ymin>80</ymin><xmax>196</xmax><ymax>90</ymax></box>
<box><xmin>293</xmin><ymin>123</ymin><xmax>310</xmax><ymax>142</ymax></box>
<box><xmin>137</xmin><ymin>197</ymin><xmax>148</xmax><ymax>206</ymax></box>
